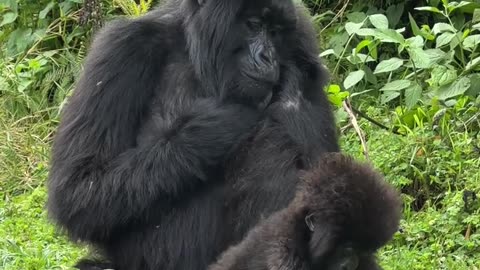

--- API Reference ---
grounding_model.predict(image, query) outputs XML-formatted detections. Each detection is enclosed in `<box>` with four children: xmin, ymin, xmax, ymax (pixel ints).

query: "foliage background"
<box><xmin>0</xmin><ymin>0</ymin><xmax>479</xmax><ymax>269</ymax></box>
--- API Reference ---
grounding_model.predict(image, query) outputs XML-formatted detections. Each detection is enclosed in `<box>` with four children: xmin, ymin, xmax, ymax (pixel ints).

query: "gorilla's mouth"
<box><xmin>241</xmin><ymin>69</ymin><xmax>279</xmax><ymax>84</ymax></box>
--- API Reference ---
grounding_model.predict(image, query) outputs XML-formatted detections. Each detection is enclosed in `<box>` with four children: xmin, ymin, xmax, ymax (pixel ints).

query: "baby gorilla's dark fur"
<box><xmin>209</xmin><ymin>153</ymin><xmax>401</xmax><ymax>270</ymax></box>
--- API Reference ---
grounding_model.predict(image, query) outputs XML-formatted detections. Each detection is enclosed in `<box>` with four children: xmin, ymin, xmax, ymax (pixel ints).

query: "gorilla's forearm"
<box><xmin>267</xmin><ymin>67</ymin><xmax>339</xmax><ymax>167</ymax></box>
<box><xmin>47</xmin><ymin>19</ymin><xmax>258</xmax><ymax>242</ymax></box>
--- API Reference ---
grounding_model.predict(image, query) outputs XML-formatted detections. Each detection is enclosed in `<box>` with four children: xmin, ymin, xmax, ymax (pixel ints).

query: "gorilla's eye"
<box><xmin>269</xmin><ymin>26</ymin><xmax>284</xmax><ymax>37</ymax></box>
<box><xmin>246</xmin><ymin>18</ymin><xmax>262</xmax><ymax>31</ymax></box>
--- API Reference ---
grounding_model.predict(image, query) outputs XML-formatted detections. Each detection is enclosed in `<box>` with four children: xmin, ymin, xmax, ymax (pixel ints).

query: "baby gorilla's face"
<box><xmin>305</xmin><ymin>214</ymin><xmax>378</xmax><ymax>270</ymax></box>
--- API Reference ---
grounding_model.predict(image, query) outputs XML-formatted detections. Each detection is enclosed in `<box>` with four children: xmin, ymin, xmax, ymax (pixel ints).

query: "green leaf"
<box><xmin>347</xmin><ymin>12</ymin><xmax>367</xmax><ymax>23</ymax></box>
<box><xmin>386</xmin><ymin>3</ymin><xmax>404</xmax><ymax>27</ymax></box>
<box><xmin>463</xmin><ymin>34</ymin><xmax>480</xmax><ymax>49</ymax></box>
<box><xmin>347</xmin><ymin>53</ymin><xmax>375</xmax><ymax>64</ymax></box>
<box><xmin>473</xmin><ymin>22</ymin><xmax>480</xmax><ymax>31</ymax></box>
<box><xmin>447</xmin><ymin>1</ymin><xmax>473</xmax><ymax>12</ymax></box>
<box><xmin>374</xmin><ymin>57</ymin><xmax>404</xmax><ymax>74</ymax></box>
<box><xmin>466</xmin><ymin>56</ymin><xmax>480</xmax><ymax>72</ymax></box>
<box><xmin>327</xmin><ymin>84</ymin><xmax>341</xmax><ymax>94</ymax></box>
<box><xmin>473</xmin><ymin>9</ymin><xmax>480</xmax><ymax>23</ymax></box>
<box><xmin>408</xmin><ymin>13</ymin><xmax>422</xmax><ymax>37</ymax></box>
<box><xmin>405</xmin><ymin>83</ymin><xmax>422</xmax><ymax>109</ymax></box>
<box><xmin>415</xmin><ymin>6</ymin><xmax>442</xmax><ymax>13</ymax></box>
<box><xmin>39</xmin><ymin>2</ymin><xmax>55</xmax><ymax>19</ymax></box>
<box><xmin>364</xmin><ymin>66</ymin><xmax>378</xmax><ymax>85</ymax></box>
<box><xmin>436</xmin><ymin>32</ymin><xmax>456</xmax><ymax>48</ymax></box>
<box><xmin>373</xmin><ymin>29</ymin><xmax>405</xmax><ymax>44</ymax></box>
<box><xmin>319</xmin><ymin>49</ymin><xmax>335</xmax><ymax>58</ymax></box>
<box><xmin>0</xmin><ymin>12</ymin><xmax>18</xmax><ymax>26</ymax></box>
<box><xmin>381</xmin><ymin>91</ymin><xmax>401</xmax><ymax>104</ymax></box>
<box><xmin>355</xmin><ymin>28</ymin><xmax>376</xmax><ymax>36</ymax></box>
<box><xmin>436</xmin><ymin>77</ymin><xmax>471</xmax><ymax>100</ymax></box>
<box><xmin>345</xmin><ymin>22</ymin><xmax>364</xmax><ymax>35</ymax></box>
<box><xmin>369</xmin><ymin>14</ymin><xmax>389</xmax><ymax>29</ymax></box>
<box><xmin>432</xmin><ymin>23</ymin><xmax>455</xmax><ymax>35</ymax></box>
<box><xmin>408</xmin><ymin>48</ymin><xmax>446</xmax><ymax>69</ymax></box>
<box><xmin>428</xmin><ymin>66</ymin><xmax>457</xmax><ymax>87</ymax></box>
<box><xmin>343</xmin><ymin>70</ymin><xmax>365</xmax><ymax>89</ymax></box>
<box><xmin>355</xmin><ymin>39</ymin><xmax>372</xmax><ymax>53</ymax></box>
<box><xmin>380</xmin><ymin>80</ymin><xmax>411</xmax><ymax>91</ymax></box>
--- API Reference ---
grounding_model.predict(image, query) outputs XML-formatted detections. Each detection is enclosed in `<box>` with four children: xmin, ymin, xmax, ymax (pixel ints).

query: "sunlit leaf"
<box><xmin>380</xmin><ymin>80</ymin><xmax>411</xmax><ymax>91</ymax></box>
<box><xmin>381</xmin><ymin>91</ymin><xmax>401</xmax><ymax>104</ymax></box>
<box><xmin>343</xmin><ymin>70</ymin><xmax>365</xmax><ymax>89</ymax></box>
<box><xmin>436</xmin><ymin>77</ymin><xmax>471</xmax><ymax>100</ymax></box>
<box><xmin>405</xmin><ymin>83</ymin><xmax>422</xmax><ymax>109</ymax></box>
<box><xmin>369</xmin><ymin>14</ymin><xmax>389</xmax><ymax>29</ymax></box>
<box><xmin>374</xmin><ymin>58</ymin><xmax>404</xmax><ymax>74</ymax></box>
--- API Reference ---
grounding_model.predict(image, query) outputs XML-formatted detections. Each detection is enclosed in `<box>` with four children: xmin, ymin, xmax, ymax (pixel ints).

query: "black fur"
<box><xmin>209</xmin><ymin>153</ymin><xmax>402</xmax><ymax>270</ymax></box>
<box><xmin>47</xmin><ymin>0</ymin><xmax>338</xmax><ymax>269</ymax></box>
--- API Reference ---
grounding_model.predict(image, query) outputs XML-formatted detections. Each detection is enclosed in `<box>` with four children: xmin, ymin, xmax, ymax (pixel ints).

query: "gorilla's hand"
<box><xmin>172</xmin><ymin>98</ymin><xmax>260</xmax><ymax>165</ymax></box>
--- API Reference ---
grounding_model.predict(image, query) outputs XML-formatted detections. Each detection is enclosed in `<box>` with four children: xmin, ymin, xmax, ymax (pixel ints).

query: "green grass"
<box><xmin>1</xmin><ymin>99</ymin><xmax>479</xmax><ymax>269</ymax></box>
<box><xmin>0</xmin><ymin>109</ymin><xmax>85</xmax><ymax>269</ymax></box>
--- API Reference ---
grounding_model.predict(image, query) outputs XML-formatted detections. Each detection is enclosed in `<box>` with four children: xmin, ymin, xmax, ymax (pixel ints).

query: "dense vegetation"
<box><xmin>1</xmin><ymin>0</ymin><xmax>479</xmax><ymax>269</ymax></box>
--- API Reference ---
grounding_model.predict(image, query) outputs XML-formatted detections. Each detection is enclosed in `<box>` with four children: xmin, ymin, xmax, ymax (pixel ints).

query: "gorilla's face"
<box><xmin>227</xmin><ymin>0</ymin><xmax>297</xmax><ymax>103</ymax></box>
<box><xmin>186</xmin><ymin>0</ymin><xmax>298</xmax><ymax>105</ymax></box>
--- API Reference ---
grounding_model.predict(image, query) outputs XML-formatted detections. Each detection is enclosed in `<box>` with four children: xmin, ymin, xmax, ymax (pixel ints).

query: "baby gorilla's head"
<box><xmin>296</xmin><ymin>153</ymin><xmax>402</xmax><ymax>269</ymax></box>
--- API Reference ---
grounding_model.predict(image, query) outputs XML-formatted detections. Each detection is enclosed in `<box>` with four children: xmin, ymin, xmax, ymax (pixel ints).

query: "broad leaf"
<box><xmin>473</xmin><ymin>9</ymin><xmax>480</xmax><ymax>23</ymax></box>
<box><xmin>436</xmin><ymin>77</ymin><xmax>471</xmax><ymax>100</ymax></box>
<box><xmin>381</xmin><ymin>91</ymin><xmax>401</xmax><ymax>104</ymax></box>
<box><xmin>373</xmin><ymin>29</ymin><xmax>405</xmax><ymax>44</ymax></box>
<box><xmin>345</xmin><ymin>22</ymin><xmax>364</xmax><ymax>35</ymax></box>
<box><xmin>380</xmin><ymin>80</ymin><xmax>411</xmax><ymax>91</ymax></box>
<box><xmin>369</xmin><ymin>14</ymin><xmax>389</xmax><ymax>29</ymax></box>
<box><xmin>428</xmin><ymin>66</ymin><xmax>457</xmax><ymax>87</ymax></box>
<box><xmin>466</xmin><ymin>56</ymin><xmax>480</xmax><ymax>72</ymax></box>
<box><xmin>436</xmin><ymin>32</ymin><xmax>456</xmax><ymax>48</ymax></box>
<box><xmin>319</xmin><ymin>49</ymin><xmax>335</xmax><ymax>58</ymax></box>
<box><xmin>405</xmin><ymin>84</ymin><xmax>422</xmax><ymax>109</ymax></box>
<box><xmin>0</xmin><ymin>12</ymin><xmax>17</xmax><ymax>27</ymax></box>
<box><xmin>39</xmin><ymin>2</ymin><xmax>55</xmax><ymax>19</ymax></box>
<box><xmin>447</xmin><ymin>1</ymin><xmax>473</xmax><ymax>12</ymax></box>
<box><xmin>355</xmin><ymin>28</ymin><xmax>376</xmax><ymax>36</ymax></box>
<box><xmin>408</xmin><ymin>48</ymin><xmax>446</xmax><ymax>69</ymax></box>
<box><xmin>386</xmin><ymin>3</ymin><xmax>404</xmax><ymax>28</ymax></box>
<box><xmin>374</xmin><ymin>58</ymin><xmax>404</xmax><ymax>74</ymax></box>
<box><xmin>343</xmin><ymin>70</ymin><xmax>365</xmax><ymax>89</ymax></box>
<box><xmin>432</xmin><ymin>23</ymin><xmax>455</xmax><ymax>35</ymax></box>
<box><xmin>463</xmin><ymin>34</ymin><xmax>480</xmax><ymax>49</ymax></box>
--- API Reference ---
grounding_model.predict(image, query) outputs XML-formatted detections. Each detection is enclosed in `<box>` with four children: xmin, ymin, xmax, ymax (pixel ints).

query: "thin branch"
<box><xmin>343</xmin><ymin>99</ymin><xmax>369</xmax><ymax>161</ymax></box>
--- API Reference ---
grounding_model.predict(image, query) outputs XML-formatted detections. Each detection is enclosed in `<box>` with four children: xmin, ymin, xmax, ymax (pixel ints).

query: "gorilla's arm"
<box><xmin>267</xmin><ymin>62</ymin><xmax>338</xmax><ymax>166</ymax></box>
<box><xmin>267</xmin><ymin>9</ymin><xmax>339</xmax><ymax>165</ymax></box>
<box><xmin>47</xmin><ymin>19</ymin><xmax>257</xmax><ymax>242</ymax></box>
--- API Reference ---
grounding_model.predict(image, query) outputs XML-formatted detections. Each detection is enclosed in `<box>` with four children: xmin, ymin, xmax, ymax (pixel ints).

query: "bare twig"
<box><xmin>343</xmin><ymin>99</ymin><xmax>369</xmax><ymax>161</ymax></box>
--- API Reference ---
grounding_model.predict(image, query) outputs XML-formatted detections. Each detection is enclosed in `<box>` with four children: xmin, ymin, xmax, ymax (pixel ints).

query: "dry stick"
<box><xmin>343</xmin><ymin>99</ymin><xmax>370</xmax><ymax>161</ymax></box>
<box><xmin>320</xmin><ymin>0</ymin><xmax>350</xmax><ymax>34</ymax></box>
<box><xmin>465</xmin><ymin>224</ymin><xmax>471</xmax><ymax>240</ymax></box>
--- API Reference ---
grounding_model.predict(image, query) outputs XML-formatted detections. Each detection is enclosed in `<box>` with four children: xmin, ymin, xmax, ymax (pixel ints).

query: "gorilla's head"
<box><xmin>184</xmin><ymin>0</ymin><xmax>300</xmax><ymax>105</ymax></box>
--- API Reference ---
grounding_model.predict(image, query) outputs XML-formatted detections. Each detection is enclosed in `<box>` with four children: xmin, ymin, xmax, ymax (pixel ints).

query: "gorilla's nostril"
<box><xmin>256</xmin><ymin>48</ymin><xmax>273</xmax><ymax>66</ymax></box>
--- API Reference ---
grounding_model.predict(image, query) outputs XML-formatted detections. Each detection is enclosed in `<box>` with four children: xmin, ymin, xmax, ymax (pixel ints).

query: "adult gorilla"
<box><xmin>47</xmin><ymin>0</ymin><xmax>339</xmax><ymax>269</ymax></box>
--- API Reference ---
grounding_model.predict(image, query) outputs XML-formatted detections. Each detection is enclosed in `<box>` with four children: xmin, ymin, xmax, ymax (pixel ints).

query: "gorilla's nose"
<box><xmin>255</xmin><ymin>46</ymin><xmax>274</xmax><ymax>67</ymax></box>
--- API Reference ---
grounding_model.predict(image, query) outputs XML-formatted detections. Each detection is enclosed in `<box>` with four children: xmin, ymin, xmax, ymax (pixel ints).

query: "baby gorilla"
<box><xmin>209</xmin><ymin>153</ymin><xmax>401</xmax><ymax>270</ymax></box>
